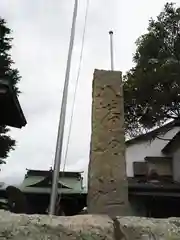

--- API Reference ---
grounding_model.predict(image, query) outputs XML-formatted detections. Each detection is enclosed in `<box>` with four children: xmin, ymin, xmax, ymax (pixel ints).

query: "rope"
<box><xmin>57</xmin><ymin>0</ymin><xmax>90</xmax><ymax>214</ymax></box>
<box><xmin>62</xmin><ymin>0</ymin><xmax>90</xmax><ymax>173</ymax></box>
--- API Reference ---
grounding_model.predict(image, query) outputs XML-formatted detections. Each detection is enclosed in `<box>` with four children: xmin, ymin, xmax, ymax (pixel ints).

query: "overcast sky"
<box><xmin>0</xmin><ymin>0</ymin><xmax>177</xmax><ymax>185</ymax></box>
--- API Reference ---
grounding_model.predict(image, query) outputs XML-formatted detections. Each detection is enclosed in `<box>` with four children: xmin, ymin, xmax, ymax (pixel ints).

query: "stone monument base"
<box><xmin>0</xmin><ymin>211</ymin><xmax>179</xmax><ymax>239</ymax></box>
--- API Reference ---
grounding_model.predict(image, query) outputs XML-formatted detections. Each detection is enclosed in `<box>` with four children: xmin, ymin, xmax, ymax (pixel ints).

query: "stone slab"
<box><xmin>0</xmin><ymin>211</ymin><xmax>113</xmax><ymax>240</ymax></box>
<box><xmin>117</xmin><ymin>216</ymin><xmax>180</xmax><ymax>239</ymax></box>
<box><xmin>88</xmin><ymin>69</ymin><xmax>129</xmax><ymax>216</ymax></box>
<box><xmin>0</xmin><ymin>211</ymin><xmax>179</xmax><ymax>239</ymax></box>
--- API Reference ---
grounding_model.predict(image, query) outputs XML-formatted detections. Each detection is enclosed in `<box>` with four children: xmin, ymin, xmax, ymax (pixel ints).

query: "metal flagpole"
<box><xmin>49</xmin><ymin>0</ymin><xmax>78</xmax><ymax>215</ymax></box>
<box><xmin>109</xmin><ymin>31</ymin><xmax>114</xmax><ymax>71</ymax></box>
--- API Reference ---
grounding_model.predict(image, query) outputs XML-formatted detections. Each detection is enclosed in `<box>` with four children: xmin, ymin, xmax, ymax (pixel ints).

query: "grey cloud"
<box><xmin>0</xmin><ymin>0</ymin><xmax>170</xmax><ymax>186</ymax></box>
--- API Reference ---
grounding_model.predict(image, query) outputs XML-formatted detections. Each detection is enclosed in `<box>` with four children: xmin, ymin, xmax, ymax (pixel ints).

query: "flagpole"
<box><xmin>49</xmin><ymin>0</ymin><xmax>78</xmax><ymax>215</ymax></box>
<box><xmin>109</xmin><ymin>31</ymin><xmax>114</xmax><ymax>70</ymax></box>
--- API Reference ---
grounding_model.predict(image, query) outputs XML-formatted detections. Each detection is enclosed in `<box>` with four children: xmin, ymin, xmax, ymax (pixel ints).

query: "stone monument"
<box><xmin>87</xmin><ymin>69</ymin><xmax>129</xmax><ymax>217</ymax></box>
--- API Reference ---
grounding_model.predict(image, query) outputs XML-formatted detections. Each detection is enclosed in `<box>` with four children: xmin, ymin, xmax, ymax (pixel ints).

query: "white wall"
<box><xmin>172</xmin><ymin>147</ymin><xmax>180</xmax><ymax>182</ymax></box>
<box><xmin>125</xmin><ymin>127</ymin><xmax>180</xmax><ymax>177</ymax></box>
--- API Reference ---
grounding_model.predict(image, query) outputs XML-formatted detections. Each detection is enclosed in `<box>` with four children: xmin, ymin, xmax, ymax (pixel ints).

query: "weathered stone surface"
<box><xmin>117</xmin><ymin>216</ymin><xmax>180</xmax><ymax>239</ymax></box>
<box><xmin>0</xmin><ymin>211</ymin><xmax>180</xmax><ymax>239</ymax></box>
<box><xmin>0</xmin><ymin>211</ymin><xmax>114</xmax><ymax>240</ymax></box>
<box><xmin>88</xmin><ymin>69</ymin><xmax>129</xmax><ymax>216</ymax></box>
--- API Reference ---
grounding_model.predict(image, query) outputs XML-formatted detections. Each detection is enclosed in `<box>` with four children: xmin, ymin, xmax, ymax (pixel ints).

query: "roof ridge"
<box><xmin>126</xmin><ymin>120</ymin><xmax>180</xmax><ymax>145</ymax></box>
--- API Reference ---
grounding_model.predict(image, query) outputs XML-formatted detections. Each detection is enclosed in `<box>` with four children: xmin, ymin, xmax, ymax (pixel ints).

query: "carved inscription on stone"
<box><xmin>88</xmin><ymin>70</ymin><xmax>129</xmax><ymax>217</ymax></box>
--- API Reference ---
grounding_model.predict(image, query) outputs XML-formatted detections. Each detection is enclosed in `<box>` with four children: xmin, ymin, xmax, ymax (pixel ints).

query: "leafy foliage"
<box><xmin>0</xmin><ymin>18</ymin><xmax>21</xmax><ymax>161</ymax></box>
<box><xmin>124</xmin><ymin>3</ymin><xmax>180</xmax><ymax>137</ymax></box>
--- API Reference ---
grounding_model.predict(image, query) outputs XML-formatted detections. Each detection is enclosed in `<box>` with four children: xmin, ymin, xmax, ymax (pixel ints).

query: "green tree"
<box><xmin>0</xmin><ymin>18</ymin><xmax>21</xmax><ymax>161</ymax></box>
<box><xmin>124</xmin><ymin>3</ymin><xmax>180</xmax><ymax>137</ymax></box>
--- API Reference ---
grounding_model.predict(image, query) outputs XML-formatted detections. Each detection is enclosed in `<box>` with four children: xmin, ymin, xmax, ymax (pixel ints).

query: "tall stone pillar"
<box><xmin>87</xmin><ymin>69</ymin><xmax>129</xmax><ymax>217</ymax></box>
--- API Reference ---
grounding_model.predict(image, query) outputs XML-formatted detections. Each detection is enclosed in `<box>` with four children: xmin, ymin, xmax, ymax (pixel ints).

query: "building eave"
<box><xmin>26</xmin><ymin>169</ymin><xmax>83</xmax><ymax>178</ymax></box>
<box><xmin>126</xmin><ymin>120</ymin><xmax>180</xmax><ymax>146</ymax></box>
<box><xmin>0</xmin><ymin>80</ymin><xmax>27</xmax><ymax>128</ymax></box>
<box><xmin>162</xmin><ymin>131</ymin><xmax>180</xmax><ymax>154</ymax></box>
